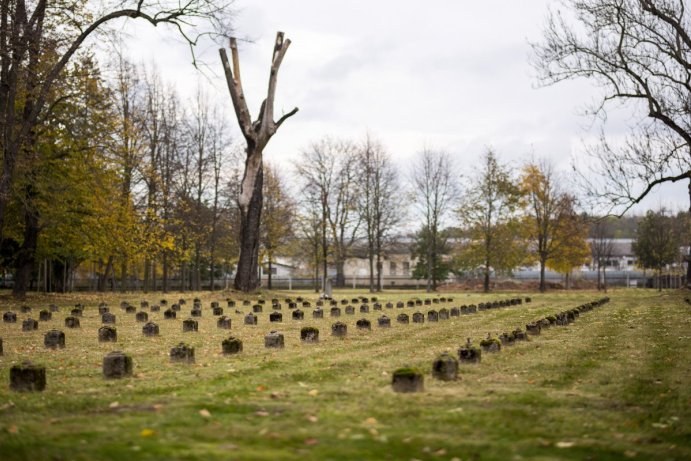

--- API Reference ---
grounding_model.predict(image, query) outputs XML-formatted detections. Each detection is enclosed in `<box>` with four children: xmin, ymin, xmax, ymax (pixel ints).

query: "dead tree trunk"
<box><xmin>220</xmin><ymin>32</ymin><xmax>298</xmax><ymax>292</ymax></box>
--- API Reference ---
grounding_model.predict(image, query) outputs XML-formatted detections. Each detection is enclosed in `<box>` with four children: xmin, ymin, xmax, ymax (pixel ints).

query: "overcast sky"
<box><xmin>115</xmin><ymin>0</ymin><xmax>687</xmax><ymax>214</ymax></box>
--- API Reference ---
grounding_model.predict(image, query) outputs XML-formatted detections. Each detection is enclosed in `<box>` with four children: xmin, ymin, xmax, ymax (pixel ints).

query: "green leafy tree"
<box><xmin>411</xmin><ymin>227</ymin><xmax>453</xmax><ymax>285</ymax></box>
<box><xmin>633</xmin><ymin>210</ymin><xmax>681</xmax><ymax>291</ymax></box>
<box><xmin>458</xmin><ymin>149</ymin><xmax>524</xmax><ymax>292</ymax></box>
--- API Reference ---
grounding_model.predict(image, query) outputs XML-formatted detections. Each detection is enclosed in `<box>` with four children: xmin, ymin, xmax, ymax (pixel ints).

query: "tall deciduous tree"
<box><xmin>356</xmin><ymin>134</ymin><xmax>401</xmax><ymax>292</ymax></box>
<box><xmin>0</xmin><ymin>0</ymin><xmax>233</xmax><ymax>298</ymax></box>
<box><xmin>220</xmin><ymin>32</ymin><xmax>298</xmax><ymax>292</ymax></box>
<box><xmin>521</xmin><ymin>160</ymin><xmax>577</xmax><ymax>292</ymax></box>
<box><xmin>260</xmin><ymin>164</ymin><xmax>294</xmax><ymax>289</ymax></box>
<box><xmin>590</xmin><ymin>219</ymin><xmax>615</xmax><ymax>291</ymax></box>
<box><xmin>532</xmin><ymin>0</ymin><xmax>691</xmax><ymax>286</ymax></box>
<box><xmin>546</xmin><ymin>203</ymin><xmax>591</xmax><ymax>289</ymax></box>
<box><xmin>411</xmin><ymin>148</ymin><xmax>456</xmax><ymax>292</ymax></box>
<box><xmin>458</xmin><ymin>149</ymin><xmax>523</xmax><ymax>292</ymax></box>
<box><xmin>633</xmin><ymin>209</ymin><xmax>680</xmax><ymax>291</ymax></box>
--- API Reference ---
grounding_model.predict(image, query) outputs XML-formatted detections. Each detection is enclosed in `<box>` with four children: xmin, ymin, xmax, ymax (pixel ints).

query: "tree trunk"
<box><xmin>221</xmin><ymin>33</ymin><xmax>298</xmax><ymax>293</ymax></box>
<box><xmin>143</xmin><ymin>258</ymin><xmax>150</xmax><ymax>293</ymax></box>
<box><xmin>368</xmin><ymin>246</ymin><xmax>374</xmax><ymax>293</ymax></box>
<box><xmin>603</xmin><ymin>265</ymin><xmax>607</xmax><ymax>293</ymax></box>
<box><xmin>120</xmin><ymin>258</ymin><xmax>128</xmax><ymax>293</ymax></box>
<box><xmin>162</xmin><ymin>253</ymin><xmax>168</xmax><ymax>293</ymax></box>
<box><xmin>686</xmin><ymin>179</ymin><xmax>691</xmax><ymax>288</ymax></box>
<box><xmin>335</xmin><ymin>259</ymin><xmax>345</xmax><ymax>288</ymax></box>
<box><xmin>234</xmin><ymin>153</ymin><xmax>263</xmax><ymax>292</ymax></box>
<box><xmin>539</xmin><ymin>257</ymin><xmax>546</xmax><ymax>292</ymax></box>
<box><xmin>314</xmin><ymin>245</ymin><xmax>319</xmax><ymax>293</ymax></box>
<box><xmin>267</xmin><ymin>257</ymin><xmax>272</xmax><ymax>290</ymax></box>
<box><xmin>12</xmin><ymin>205</ymin><xmax>39</xmax><ymax>299</ymax></box>
<box><xmin>376</xmin><ymin>256</ymin><xmax>382</xmax><ymax>292</ymax></box>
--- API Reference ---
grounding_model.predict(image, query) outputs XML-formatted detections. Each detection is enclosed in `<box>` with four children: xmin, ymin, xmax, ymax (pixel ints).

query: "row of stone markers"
<box><xmin>1</xmin><ymin>295</ymin><xmax>530</xmax><ymax>348</ymax></box>
<box><xmin>4</xmin><ymin>295</ymin><xmax>530</xmax><ymax>391</ymax></box>
<box><xmin>390</xmin><ymin>297</ymin><xmax>611</xmax><ymax>392</ymax></box>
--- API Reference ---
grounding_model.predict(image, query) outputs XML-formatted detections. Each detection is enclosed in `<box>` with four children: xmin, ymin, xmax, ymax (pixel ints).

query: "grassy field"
<box><xmin>0</xmin><ymin>288</ymin><xmax>689</xmax><ymax>460</ymax></box>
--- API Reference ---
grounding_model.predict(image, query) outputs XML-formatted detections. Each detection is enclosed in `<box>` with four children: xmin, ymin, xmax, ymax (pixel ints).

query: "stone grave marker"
<box><xmin>391</xmin><ymin>367</ymin><xmax>424</xmax><ymax>393</ymax></box>
<box><xmin>103</xmin><ymin>351</ymin><xmax>132</xmax><ymax>379</ymax></box>
<box><xmin>142</xmin><ymin>322</ymin><xmax>160</xmax><ymax>337</ymax></box>
<box><xmin>458</xmin><ymin>338</ymin><xmax>481</xmax><ymax>364</ymax></box>
<box><xmin>330</xmin><ymin>307</ymin><xmax>341</xmax><ymax>317</ymax></box>
<box><xmin>135</xmin><ymin>312</ymin><xmax>148</xmax><ymax>323</ymax></box>
<box><xmin>222</xmin><ymin>336</ymin><xmax>243</xmax><ymax>355</ymax></box>
<box><xmin>98</xmin><ymin>326</ymin><xmax>117</xmax><ymax>343</ymax></box>
<box><xmin>22</xmin><ymin>318</ymin><xmax>38</xmax><ymax>331</ymax></box>
<box><xmin>217</xmin><ymin>316</ymin><xmax>232</xmax><ymax>329</ymax></box>
<box><xmin>10</xmin><ymin>361</ymin><xmax>46</xmax><ymax>392</ymax></box>
<box><xmin>480</xmin><ymin>334</ymin><xmax>501</xmax><ymax>353</ymax></box>
<box><xmin>39</xmin><ymin>310</ymin><xmax>52</xmax><ymax>321</ymax></box>
<box><xmin>331</xmin><ymin>321</ymin><xmax>347</xmax><ymax>337</ymax></box>
<box><xmin>3</xmin><ymin>311</ymin><xmax>17</xmax><ymax>323</ymax></box>
<box><xmin>182</xmin><ymin>318</ymin><xmax>199</xmax><ymax>332</ymax></box>
<box><xmin>412</xmin><ymin>312</ymin><xmax>424</xmax><ymax>324</ymax></box>
<box><xmin>170</xmin><ymin>342</ymin><xmax>195</xmax><ymax>363</ymax></box>
<box><xmin>270</xmin><ymin>312</ymin><xmax>283</xmax><ymax>323</ymax></box>
<box><xmin>64</xmin><ymin>316</ymin><xmax>80</xmax><ymax>328</ymax></box>
<box><xmin>396</xmin><ymin>313</ymin><xmax>409</xmax><ymax>324</ymax></box>
<box><xmin>377</xmin><ymin>315</ymin><xmax>391</xmax><ymax>328</ymax></box>
<box><xmin>432</xmin><ymin>352</ymin><xmax>458</xmax><ymax>381</ymax></box>
<box><xmin>356</xmin><ymin>318</ymin><xmax>371</xmax><ymax>331</ymax></box>
<box><xmin>300</xmin><ymin>326</ymin><xmax>319</xmax><ymax>343</ymax></box>
<box><xmin>44</xmin><ymin>329</ymin><xmax>66</xmax><ymax>349</ymax></box>
<box><xmin>244</xmin><ymin>313</ymin><xmax>258</xmax><ymax>325</ymax></box>
<box><xmin>264</xmin><ymin>330</ymin><xmax>285</xmax><ymax>349</ymax></box>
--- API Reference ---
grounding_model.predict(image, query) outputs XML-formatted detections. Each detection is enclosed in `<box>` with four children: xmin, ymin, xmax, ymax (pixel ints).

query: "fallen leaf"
<box><xmin>199</xmin><ymin>409</ymin><xmax>211</xmax><ymax>418</ymax></box>
<box><xmin>7</xmin><ymin>425</ymin><xmax>18</xmax><ymax>434</ymax></box>
<box><xmin>109</xmin><ymin>401</ymin><xmax>120</xmax><ymax>409</ymax></box>
<box><xmin>255</xmin><ymin>411</ymin><xmax>270</xmax><ymax>417</ymax></box>
<box><xmin>307</xmin><ymin>415</ymin><xmax>318</xmax><ymax>423</ymax></box>
<box><xmin>434</xmin><ymin>448</ymin><xmax>447</xmax><ymax>456</ymax></box>
<box><xmin>308</xmin><ymin>389</ymin><xmax>319</xmax><ymax>397</ymax></box>
<box><xmin>152</xmin><ymin>404</ymin><xmax>164</xmax><ymax>411</ymax></box>
<box><xmin>556</xmin><ymin>441</ymin><xmax>575</xmax><ymax>448</ymax></box>
<box><xmin>140</xmin><ymin>429</ymin><xmax>155</xmax><ymax>437</ymax></box>
<box><xmin>364</xmin><ymin>417</ymin><xmax>377</xmax><ymax>425</ymax></box>
<box><xmin>256</xmin><ymin>385</ymin><xmax>267</xmax><ymax>392</ymax></box>
<box><xmin>0</xmin><ymin>402</ymin><xmax>15</xmax><ymax>411</ymax></box>
<box><xmin>304</xmin><ymin>438</ymin><xmax>318</xmax><ymax>446</ymax></box>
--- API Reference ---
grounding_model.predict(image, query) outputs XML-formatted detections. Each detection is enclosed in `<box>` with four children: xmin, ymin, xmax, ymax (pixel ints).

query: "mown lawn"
<box><xmin>0</xmin><ymin>289</ymin><xmax>689</xmax><ymax>460</ymax></box>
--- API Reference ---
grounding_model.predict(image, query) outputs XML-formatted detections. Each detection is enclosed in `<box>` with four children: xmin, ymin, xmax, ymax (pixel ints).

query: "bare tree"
<box><xmin>590</xmin><ymin>219</ymin><xmax>615</xmax><ymax>291</ymax></box>
<box><xmin>295</xmin><ymin>137</ymin><xmax>360</xmax><ymax>289</ymax></box>
<box><xmin>411</xmin><ymin>148</ymin><xmax>456</xmax><ymax>292</ymax></box>
<box><xmin>532</xmin><ymin>0</ymin><xmax>690</xmax><ymax>285</ymax></box>
<box><xmin>356</xmin><ymin>134</ymin><xmax>403</xmax><ymax>292</ymax></box>
<box><xmin>219</xmin><ymin>32</ymin><xmax>298</xmax><ymax>292</ymax></box>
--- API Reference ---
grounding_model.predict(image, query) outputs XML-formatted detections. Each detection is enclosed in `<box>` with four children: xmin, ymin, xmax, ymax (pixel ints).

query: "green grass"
<box><xmin>0</xmin><ymin>289</ymin><xmax>689</xmax><ymax>460</ymax></box>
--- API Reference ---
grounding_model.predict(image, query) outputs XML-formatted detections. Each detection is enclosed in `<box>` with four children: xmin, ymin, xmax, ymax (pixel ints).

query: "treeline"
<box><xmin>0</xmin><ymin>54</ymin><xmax>252</xmax><ymax>295</ymax></box>
<box><xmin>1</xmin><ymin>57</ymin><xmax>688</xmax><ymax>296</ymax></box>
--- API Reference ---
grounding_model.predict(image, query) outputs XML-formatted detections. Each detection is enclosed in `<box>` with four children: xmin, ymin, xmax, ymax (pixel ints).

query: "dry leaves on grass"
<box><xmin>199</xmin><ymin>409</ymin><xmax>211</xmax><ymax>418</ymax></box>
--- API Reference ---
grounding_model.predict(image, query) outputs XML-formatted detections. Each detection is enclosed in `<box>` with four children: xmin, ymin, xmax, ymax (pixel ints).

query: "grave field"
<box><xmin>0</xmin><ymin>289</ymin><xmax>689</xmax><ymax>460</ymax></box>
